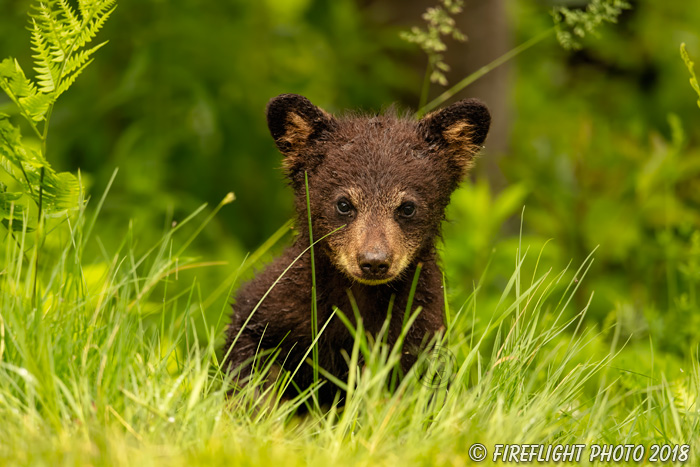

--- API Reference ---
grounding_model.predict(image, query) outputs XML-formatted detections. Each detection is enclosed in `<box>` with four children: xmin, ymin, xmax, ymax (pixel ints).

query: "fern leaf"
<box><xmin>75</xmin><ymin>1</ymin><xmax>116</xmax><ymax>50</ymax></box>
<box><xmin>57</xmin><ymin>0</ymin><xmax>81</xmax><ymax>33</ymax></box>
<box><xmin>28</xmin><ymin>0</ymin><xmax>115</xmax><ymax>99</ymax></box>
<box><xmin>54</xmin><ymin>41</ymin><xmax>106</xmax><ymax>97</ymax></box>
<box><xmin>40</xmin><ymin>170</ymin><xmax>82</xmax><ymax>215</ymax></box>
<box><xmin>0</xmin><ymin>115</ymin><xmax>39</xmax><ymax>193</ymax></box>
<box><xmin>18</xmin><ymin>92</ymin><xmax>54</xmax><ymax>121</ymax></box>
<box><xmin>62</xmin><ymin>42</ymin><xmax>105</xmax><ymax>75</ymax></box>
<box><xmin>0</xmin><ymin>0</ymin><xmax>110</xmax><ymax>220</ymax></box>
<box><xmin>77</xmin><ymin>0</ymin><xmax>97</xmax><ymax>17</ymax></box>
<box><xmin>0</xmin><ymin>190</ymin><xmax>26</xmax><ymax>221</ymax></box>
<box><xmin>30</xmin><ymin>2</ymin><xmax>72</xmax><ymax>60</ymax></box>
<box><xmin>56</xmin><ymin>59</ymin><xmax>94</xmax><ymax>97</ymax></box>
<box><xmin>0</xmin><ymin>117</ymin><xmax>79</xmax><ymax>214</ymax></box>
<box><xmin>0</xmin><ymin>58</ymin><xmax>50</xmax><ymax>122</ymax></box>
<box><xmin>2</xmin><ymin>218</ymin><xmax>35</xmax><ymax>232</ymax></box>
<box><xmin>0</xmin><ymin>115</ymin><xmax>23</xmax><ymax>169</ymax></box>
<box><xmin>0</xmin><ymin>58</ymin><xmax>38</xmax><ymax>99</ymax></box>
<box><xmin>30</xmin><ymin>19</ymin><xmax>60</xmax><ymax>93</ymax></box>
<box><xmin>0</xmin><ymin>155</ymin><xmax>19</xmax><ymax>181</ymax></box>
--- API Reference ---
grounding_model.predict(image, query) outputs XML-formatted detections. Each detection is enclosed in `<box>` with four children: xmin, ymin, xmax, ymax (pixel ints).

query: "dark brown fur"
<box><xmin>224</xmin><ymin>94</ymin><xmax>490</xmax><ymax>404</ymax></box>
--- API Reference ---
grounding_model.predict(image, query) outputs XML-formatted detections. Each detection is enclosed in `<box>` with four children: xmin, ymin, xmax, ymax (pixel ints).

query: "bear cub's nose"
<box><xmin>358</xmin><ymin>251</ymin><xmax>391</xmax><ymax>276</ymax></box>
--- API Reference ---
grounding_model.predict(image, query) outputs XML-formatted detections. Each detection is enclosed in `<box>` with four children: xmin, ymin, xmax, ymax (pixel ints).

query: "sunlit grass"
<box><xmin>0</xmin><ymin>192</ymin><xmax>698</xmax><ymax>466</ymax></box>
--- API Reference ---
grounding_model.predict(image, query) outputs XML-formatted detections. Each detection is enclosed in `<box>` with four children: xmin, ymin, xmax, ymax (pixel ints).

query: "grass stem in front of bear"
<box><xmin>305</xmin><ymin>171</ymin><xmax>320</xmax><ymax>389</ymax></box>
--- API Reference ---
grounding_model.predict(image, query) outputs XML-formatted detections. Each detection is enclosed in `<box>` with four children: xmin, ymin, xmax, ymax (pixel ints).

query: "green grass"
<box><xmin>0</xmin><ymin>193</ymin><xmax>698</xmax><ymax>466</ymax></box>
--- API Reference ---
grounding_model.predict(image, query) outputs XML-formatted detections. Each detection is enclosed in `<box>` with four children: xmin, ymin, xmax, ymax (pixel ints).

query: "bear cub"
<box><xmin>224</xmin><ymin>94</ymin><xmax>490</xmax><ymax>403</ymax></box>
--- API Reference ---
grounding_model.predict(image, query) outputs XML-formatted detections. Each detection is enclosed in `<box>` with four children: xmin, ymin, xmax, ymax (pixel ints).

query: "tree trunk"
<box><xmin>364</xmin><ymin>0</ymin><xmax>512</xmax><ymax>189</ymax></box>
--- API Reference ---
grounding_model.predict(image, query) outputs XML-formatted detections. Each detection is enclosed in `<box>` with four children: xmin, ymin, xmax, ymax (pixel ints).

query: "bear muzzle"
<box><xmin>358</xmin><ymin>250</ymin><xmax>391</xmax><ymax>276</ymax></box>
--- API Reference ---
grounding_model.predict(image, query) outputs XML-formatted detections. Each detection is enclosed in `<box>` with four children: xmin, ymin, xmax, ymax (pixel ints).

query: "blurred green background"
<box><xmin>1</xmin><ymin>0</ymin><xmax>698</xmax><ymax>362</ymax></box>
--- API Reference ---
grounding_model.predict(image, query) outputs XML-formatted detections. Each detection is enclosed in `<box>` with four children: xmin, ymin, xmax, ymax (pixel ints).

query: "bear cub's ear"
<box><xmin>266</xmin><ymin>94</ymin><xmax>336</xmax><ymax>178</ymax></box>
<box><xmin>419</xmin><ymin>98</ymin><xmax>491</xmax><ymax>175</ymax></box>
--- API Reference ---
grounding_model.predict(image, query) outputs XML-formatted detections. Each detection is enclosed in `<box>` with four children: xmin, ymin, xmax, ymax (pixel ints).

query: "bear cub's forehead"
<box><xmin>321</xmin><ymin>115</ymin><xmax>431</xmax><ymax>165</ymax></box>
<box><xmin>311</xmin><ymin>115</ymin><xmax>444</xmax><ymax>198</ymax></box>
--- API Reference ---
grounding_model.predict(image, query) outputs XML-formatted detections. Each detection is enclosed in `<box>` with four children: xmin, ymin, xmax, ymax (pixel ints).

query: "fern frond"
<box><xmin>29</xmin><ymin>0</ymin><xmax>115</xmax><ymax>98</ymax></box>
<box><xmin>0</xmin><ymin>115</ymin><xmax>79</xmax><ymax>215</ymax></box>
<box><xmin>0</xmin><ymin>115</ymin><xmax>23</xmax><ymax>167</ymax></box>
<box><xmin>0</xmin><ymin>0</ymin><xmax>114</xmax><ymax>220</ymax></box>
<box><xmin>30</xmin><ymin>1</ymin><xmax>72</xmax><ymax>61</ymax></box>
<box><xmin>56</xmin><ymin>59</ymin><xmax>93</xmax><ymax>97</ymax></box>
<box><xmin>0</xmin><ymin>58</ymin><xmax>37</xmax><ymax>99</ymax></box>
<box><xmin>19</xmin><ymin>93</ymin><xmax>53</xmax><ymax>122</ymax></box>
<box><xmin>57</xmin><ymin>0</ymin><xmax>81</xmax><ymax>33</ymax></box>
<box><xmin>62</xmin><ymin>42</ymin><xmax>105</xmax><ymax>77</ymax></box>
<box><xmin>77</xmin><ymin>0</ymin><xmax>98</xmax><ymax>17</ymax></box>
<box><xmin>74</xmin><ymin>1</ymin><xmax>116</xmax><ymax>50</ymax></box>
<box><xmin>0</xmin><ymin>155</ymin><xmax>17</xmax><ymax>179</ymax></box>
<box><xmin>0</xmin><ymin>58</ymin><xmax>52</xmax><ymax>122</ymax></box>
<box><xmin>0</xmin><ymin>115</ymin><xmax>39</xmax><ymax>192</ymax></box>
<box><xmin>30</xmin><ymin>19</ymin><xmax>60</xmax><ymax>93</ymax></box>
<box><xmin>55</xmin><ymin>41</ymin><xmax>105</xmax><ymax>97</ymax></box>
<box><xmin>41</xmin><ymin>170</ymin><xmax>82</xmax><ymax>215</ymax></box>
<box><xmin>0</xmin><ymin>115</ymin><xmax>46</xmax><ymax>168</ymax></box>
<box><xmin>0</xmin><ymin>190</ymin><xmax>26</xmax><ymax>221</ymax></box>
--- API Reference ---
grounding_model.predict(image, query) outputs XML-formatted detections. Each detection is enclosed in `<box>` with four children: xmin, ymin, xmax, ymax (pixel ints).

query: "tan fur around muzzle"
<box><xmin>331</xmin><ymin>204</ymin><xmax>417</xmax><ymax>285</ymax></box>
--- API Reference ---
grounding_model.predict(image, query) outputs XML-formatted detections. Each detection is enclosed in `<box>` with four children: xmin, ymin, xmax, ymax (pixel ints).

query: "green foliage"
<box><xmin>0</xmin><ymin>0</ymin><xmax>412</xmax><ymax>257</ymax></box>
<box><xmin>0</xmin><ymin>0</ymin><xmax>114</xmax><ymax>228</ymax></box>
<box><xmin>30</xmin><ymin>0</ymin><xmax>115</xmax><ymax>97</ymax></box>
<box><xmin>412</xmin><ymin>0</ymin><xmax>633</xmax><ymax>117</ymax></box>
<box><xmin>477</xmin><ymin>0</ymin><xmax>700</xmax><ymax>359</ymax></box>
<box><xmin>553</xmin><ymin>0</ymin><xmax>631</xmax><ymax>50</ymax></box>
<box><xmin>681</xmin><ymin>43</ymin><xmax>700</xmax><ymax>109</ymax></box>
<box><xmin>1</xmin><ymin>0</ymin><xmax>700</xmax><ymax>462</ymax></box>
<box><xmin>0</xmin><ymin>112</ymin><xmax>80</xmax><ymax>219</ymax></box>
<box><xmin>400</xmin><ymin>0</ymin><xmax>466</xmax><ymax>87</ymax></box>
<box><xmin>1</xmin><ymin>205</ymin><xmax>698</xmax><ymax>464</ymax></box>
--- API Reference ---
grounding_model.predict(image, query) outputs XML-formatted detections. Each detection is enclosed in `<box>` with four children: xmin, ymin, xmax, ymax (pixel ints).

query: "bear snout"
<box><xmin>358</xmin><ymin>250</ymin><xmax>392</xmax><ymax>278</ymax></box>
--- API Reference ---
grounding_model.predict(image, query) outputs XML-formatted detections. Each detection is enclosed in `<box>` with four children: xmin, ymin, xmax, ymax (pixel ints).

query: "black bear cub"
<box><xmin>224</xmin><ymin>94</ymin><xmax>490</xmax><ymax>403</ymax></box>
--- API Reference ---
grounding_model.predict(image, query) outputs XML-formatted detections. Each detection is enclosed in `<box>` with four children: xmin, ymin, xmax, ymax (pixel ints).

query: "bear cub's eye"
<box><xmin>336</xmin><ymin>198</ymin><xmax>354</xmax><ymax>215</ymax></box>
<box><xmin>398</xmin><ymin>202</ymin><xmax>416</xmax><ymax>218</ymax></box>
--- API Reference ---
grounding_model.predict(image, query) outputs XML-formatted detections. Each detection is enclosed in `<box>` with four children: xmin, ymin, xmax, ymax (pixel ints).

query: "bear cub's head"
<box><xmin>267</xmin><ymin>94</ymin><xmax>490</xmax><ymax>285</ymax></box>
